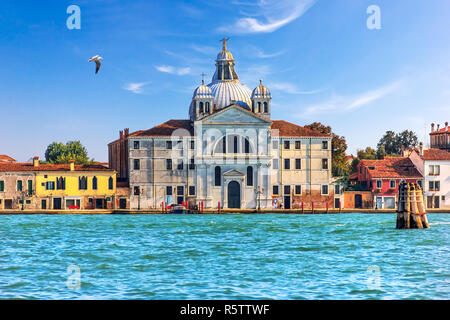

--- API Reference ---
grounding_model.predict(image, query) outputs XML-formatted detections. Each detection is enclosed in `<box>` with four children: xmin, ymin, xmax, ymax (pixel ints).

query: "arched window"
<box><xmin>233</xmin><ymin>136</ymin><xmax>238</xmax><ymax>153</ymax></box>
<box><xmin>222</xmin><ymin>136</ymin><xmax>226</xmax><ymax>153</ymax></box>
<box><xmin>247</xmin><ymin>166</ymin><xmax>253</xmax><ymax>186</ymax></box>
<box><xmin>199</xmin><ymin>102</ymin><xmax>204</xmax><ymax>113</ymax></box>
<box><xmin>263</xmin><ymin>102</ymin><xmax>268</xmax><ymax>113</ymax></box>
<box><xmin>215</xmin><ymin>166</ymin><xmax>221</xmax><ymax>186</ymax></box>
<box><xmin>252</xmin><ymin>101</ymin><xmax>255</xmax><ymax>113</ymax></box>
<box><xmin>205</xmin><ymin>102</ymin><xmax>210</xmax><ymax>113</ymax></box>
<box><xmin>244</xmin><ymin>138</ymin><xmax>250</xmax><ymax>154</ymax></box>
<box><xmin>108</xmin><ymin>177</ymin><xmax>114</xmax><ymax>190</ymax></box>
<box><xmin>79</xmin><ymin>176</ymin><xmax>88</xmax><ymax>190</ymax></box>
<box><xmin>92</xmin><ymin>176</ymin><xmax>98</xmax><ymax>190</ymax></box>
<box><xmin>258</xmin><ymin>102</ymin><xmax>261</xmax><ymax>113</ymax></box>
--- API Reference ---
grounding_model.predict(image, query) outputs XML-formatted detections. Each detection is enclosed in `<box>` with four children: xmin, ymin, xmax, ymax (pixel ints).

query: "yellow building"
<box><xmin>33</xmin><ymin>158</ymin><xmax>116</xmax><ymax>209</ymax></box>
<box><xmin>0</xmin><ymin>157</ymin><xmax>117</xmax><ymax>210</ymax></box>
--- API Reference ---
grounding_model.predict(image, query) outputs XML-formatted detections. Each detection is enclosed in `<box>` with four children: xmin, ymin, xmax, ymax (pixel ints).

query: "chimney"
<box><xmin>69</xmin><ymin>160</ymin><xmax>75</xmax><ymax>171</ymax></box>
<box><xmin>124</xmin><ymin>128</ymin><xmax>129</xmax><ymax>137</ymax></box>
<box><xmin>431</xmin><ymin>123</ymin><xmax>435</xmax><ymax>132</ymax></box>
<box><xmin>437</xmin><ymin>124</ymin><xmax>440</xmax><ymax>131</ymax></box>
<box><xmin>446</xmin><ymin>122</ymin><xmax>449</xmax><ymax>131</ymax></box>
<box><xmin>120</xmin><ymin>130</ymin><xmax>123</xmax><ymax>139</ymax></box>
<box><xmin>419</xmin><ymin>142</ymin><xmax>423</xmax><ymax>156</ymax></box>
<box><xmin>401</xmin><ymin>145</ymin><xmax>407</xmax><ymax>157</ymax></box>
<box><xmin>33</xmin><ymin>156</ymin><xmax>39</xmax><ymax>168</ymax></box>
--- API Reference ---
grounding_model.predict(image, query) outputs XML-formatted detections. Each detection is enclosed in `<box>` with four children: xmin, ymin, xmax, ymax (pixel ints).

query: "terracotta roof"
<box><xmin>0</xmin><ymin>162</ymin><xmax>114</xmax><ymax>172</ymax></box>
<box><xmin>359</xmin><ymin>157</ymin><xmax>422</xmax><ymax>179</ymax></box>
<box><xmin>430</xmin><ymin>126</ymin><xmax>449</xmax><ymax>135</ymax></box>
<box><xmin>0</xmin><ymin>155</ymin><xmax>16</xmax><ymax>162</ymax></box>
<box><xmin>422</xmin><ymin>148</ymin><xmax>450</xmax><ymax>161</ymax></box>
<box><xmin>135</xmin><ymin>120</ymin><xmax>193</xmax><ymax>137</ymax></box>
<box><xmin>271</xmin><ymin>120</ymin><xmax>330</xmax><ymax>137</ymax></box>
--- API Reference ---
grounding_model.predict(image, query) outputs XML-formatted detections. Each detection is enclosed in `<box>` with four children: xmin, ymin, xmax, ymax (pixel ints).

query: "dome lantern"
<box><xmin>251</xmin><ymin>80</ymin><xmax>271</xmax><ymax>120</ymax></box>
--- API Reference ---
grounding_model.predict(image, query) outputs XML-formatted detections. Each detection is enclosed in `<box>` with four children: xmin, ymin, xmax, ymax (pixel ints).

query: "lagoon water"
<box><xmin>0</xmin><ymin>213</ymin><xmax>448</xmax><ymax>299</ymax></box>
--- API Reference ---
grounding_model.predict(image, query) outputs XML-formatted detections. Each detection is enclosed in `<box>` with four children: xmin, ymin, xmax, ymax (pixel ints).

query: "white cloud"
<box><xmin>269</xmin><ymin>82</ymin><xmax>321</xmax><ymax>95</ymax></box>
<box><xmin>155</xmin><ymin>65</ymin><xmax>191</xmax><ymax>75</ymax></box>
<box><xmin>190</xmin><ymin>44</ymin><xmax>218</xmax><ymax>56</ymax></box>
<box><xmin>303</xmin><ymin>80</ymin><xmax>402</xmax><ymax>116</ymax></box>
<box><xmin>219</xmin><ymin>0</ymin><xmax>316</xmax><ymax>34</ymax></box>
<box><xmin>123</xmin><ymin>82</ymin><xmax>150</xmax><ymax>94</ymax></box>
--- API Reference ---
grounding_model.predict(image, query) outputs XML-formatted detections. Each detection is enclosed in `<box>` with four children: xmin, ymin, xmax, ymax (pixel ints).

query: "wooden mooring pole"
<box><xmin>396</xmin><ymin>182</ymin><xmax>429</xmax><ymax>229</ymax></box>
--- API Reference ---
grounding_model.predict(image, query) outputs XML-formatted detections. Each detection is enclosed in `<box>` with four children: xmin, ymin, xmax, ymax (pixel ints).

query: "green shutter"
<box><xmin>0</xmin><ymin>181</ymin><xmax>4</xmax><ymax>192</ymax></box>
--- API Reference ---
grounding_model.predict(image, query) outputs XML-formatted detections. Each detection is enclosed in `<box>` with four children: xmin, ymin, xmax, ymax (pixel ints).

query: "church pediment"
<box><xmin>200</xmin><ymin>105</ymin><xmax>271</xmax><ymax>125</ymax></box>
<box><xmin>223</xmin><ymin>168</ymin><xmax>245</xmax><ymax>176</ymax></box>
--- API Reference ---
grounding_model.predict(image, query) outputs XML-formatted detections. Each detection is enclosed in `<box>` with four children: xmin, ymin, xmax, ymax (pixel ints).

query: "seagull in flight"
<box><xmin>88</xmin><ymin>55</ymin><xmax>103</xmax><ymax>74</ymax></box>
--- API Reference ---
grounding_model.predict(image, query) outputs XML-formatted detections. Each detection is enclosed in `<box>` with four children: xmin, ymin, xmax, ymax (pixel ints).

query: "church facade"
<box><xmin>108</xmin><ymin>40</ymin><xmax>337</xmax><ymax>210</ymax></box>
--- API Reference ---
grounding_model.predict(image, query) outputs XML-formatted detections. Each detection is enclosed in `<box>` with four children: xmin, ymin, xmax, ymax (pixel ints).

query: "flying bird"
<box><xmin>88</xmin><ymin>55</ymin><xmax>103</xmax><ymax>74</ymax></box>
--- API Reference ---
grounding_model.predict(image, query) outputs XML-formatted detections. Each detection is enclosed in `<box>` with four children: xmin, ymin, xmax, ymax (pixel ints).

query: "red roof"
<box><xmin>359</xmin><ymin>157</ymin><xmax>422</xmax><ymax>179</ymax></box>
<box><xmin>134</xmin><ymin>120</ymin><xmax>193</xmax><ymax>137</ymax></box>
<box><xmin>0</xmin><ymin>155</ymin><xmax>16</xmax><ymax>162</ymax></box>
<box><xmin>271</xmin><ymin>120</ymin><xmax>330</xmax><ymax>137</ymax></box>
<box><xmin>0</xmin><ymin>162</ymin><xmax>114</xmax><ymax>172</ymax></box>
<box><xmin>422</xmin><ymin>148</ymin><xmax>450</xmax><ymax>161</ymax></box>
<box><xmin>430</xmin><ymin>126</ymin><xmax>449</xmax><ymax>135</ymax></box>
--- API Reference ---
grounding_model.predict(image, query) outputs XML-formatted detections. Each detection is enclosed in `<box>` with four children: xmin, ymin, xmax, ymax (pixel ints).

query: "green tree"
<box><xmin>45</xmin><ymin>141</ymin><xmax>92</xmax><ymax>164</ymax></box>
<box><xmin>377</xmin><ymin>130</ymin><xmax>418</xmax><ymax>155</ymax></box>
<box><xmin>304</xmin><ymin>122</ymin><xmax>350</xmax><ymax>177</ymax></box>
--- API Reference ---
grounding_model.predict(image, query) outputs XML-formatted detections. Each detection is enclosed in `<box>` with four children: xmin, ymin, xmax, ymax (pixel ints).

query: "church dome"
<box><xmin>216</xmin><ymin>50</ymin><xmax>234</xmax><ymax>61</ymax></box>
<box><xmin>193</xmin><ymin>81</ymin><xmax>213</xmax><ymax>99</ymax></box>
<box><xmin>207</xmin><ymin>81</ymin><xmax>252</xmax><ymax>110</ymax></box>
<box><xmin>251</xmin><ymin>80</ymin><xmax>271</xmax><ymax>99</ymax></box>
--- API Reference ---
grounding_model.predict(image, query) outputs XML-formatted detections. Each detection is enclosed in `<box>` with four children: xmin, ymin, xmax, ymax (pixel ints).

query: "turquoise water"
<box><xmin>0</xmin><ymin>213</ymin><xmax>448</xmax><ymax>300</ymax></box>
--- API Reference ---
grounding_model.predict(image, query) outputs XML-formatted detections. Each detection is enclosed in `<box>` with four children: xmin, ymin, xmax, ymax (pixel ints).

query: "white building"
<box><xmin>109</xmin><ymin>40</ymin><xmax>336</xmax><ymax>210</ymax></box>
<box><xmin>409</xmin><ymin>148</ymin><xmax>450</xmax><ymax>209</ymax></box>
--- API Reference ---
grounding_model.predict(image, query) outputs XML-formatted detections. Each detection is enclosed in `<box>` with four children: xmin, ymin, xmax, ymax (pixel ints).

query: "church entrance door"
<box><xmin>228</xmin><ymin>181</ymin><xmax>241</xmax><ymax>209</ymax></box>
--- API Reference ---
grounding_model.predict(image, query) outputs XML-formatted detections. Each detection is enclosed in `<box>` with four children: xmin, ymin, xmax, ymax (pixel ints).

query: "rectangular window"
<box><xmin>284</xmin><ymin>141</ymin><xmax>290</xmax><ymax>150</ymax></box>
<box><xmin>177</xmin><ymin>160</ymin><xmax>184</xmax><ymax>170</ymax></box>
<box><xmin>177</xmin><ymin>186</ymin><xmax>184</xmax><ymax>195</ymax></box>
<box><xmin>322</xmin><ymin>159</ymin><xmax>328</xmax><ymax>170</ymax></box>
<box><xmin>190</xmin><ymin>140</ymin><xmax>195</xmax><ymax>150</ymax></box>
<box><xmin>429</xmin><ymin>165</ymin><xmax>440</xmax><ymax>176</ymax></box>
<box><xmin>133</xmin><ymin>186</ymin><xmax>140</xmax><ymax>195</ymax></box>
<box><xmin>295</xmin><ymin>185</ymin><xmax>301</xmax><ymax>195</ymax></box>
<box><xmin>27</xmin><ymin>180</ymin><xmax>33</xmax><ymax>195</ymax></box>
<box><xmin>133</xmin><ymin>141</ymin><xmax>140</xmax><ymax>149</ymax></box>
<box><xmin>295</xmin><ymin>159</ymin><xmax>301</xmax><ymax>170</ymax></box>
<box><xmin>335</xmin><ymin>185</ymin><xmax>340</xmax><ymax>194</ymax></box>
<box><xmin>284</xmin><ymin>185</ymin><xmax>291</xmax><ymax>195</ymax></box>
<box><xmin>166</xmin><ymin>141</ymin><xmax>172</xmax><ymax>149</ymax></box>
<box><xmin>189</xmin><ymin>186</ymin><xmax>196</xmax><ymax>196</ymax></box>
<box><xmin>322</xmin><ymin>141</ymin><xmax>328</xmax><ymax>149</ymax></box>
<box><xmin>17</xmin><ymin>180</ymin><xmax>23</xmax><ymax>191</ymax></box>
<box><xmin>272</xmin><ymin>140</ymin><xmax>278</xmax><ymax>149</ymax></box>
<box><xmin>166</xmin><ymin>186</ymin><xmax>172</xmax><ymax>196</ymax></box>
<box><xmin>390</xmin><ymin>180</ymin><xmax>396</xmax><ymax>189</ymax></box>
<box><xmin>376</xmin><ymin>180</ymin><xmax>382</xmax><ymax>189</ymax></box>
<box><xmin>273</xmin><ymin>159</ymin><xmax>279</xmax><ymax>170</ymax></box>
<box><xmin>133</xmin><ymin>159</ymin><xmax>140</xmax><ymax>170</ymax></box>
<box><xmin>322</xmin><ymin>185</ymin><xmax>329</xmax><ymax>195</ymax></box>
<box><xmin>295</xmin><ymin>141</ymin><xmax>301</xmax><ymax>149</ymax></box>
<box><xmin>189</xmin><ymin>158</ymin><xmax>195</xmax><ymax>170</ymax></box>
<box><xmin>46</xmin><ymin>181</ymin><xmax>55</xmax><ymax>190</ymax></box>
<box><xmin>273</xmin><ymin>185</ymin><xmax>279</xmax><ymax>195</ymax></box>
<box><xmin>166</xmin><ymin>159</ymin><xmax>172</xmax><ymax>170</ymax></box>
<box><xmin>284</xmin><ymin>159</ymin><xmax>290</xmax><ymax>170</ymax></box>
<box><xmin>0</xmin><ymin>181</ymin><xmax>4</xmax><ymax>192</ymax></box>
<box><xmin>429</xmin><ymin>181</ymin><xmax>440</xmax><ymax>191</ymax></box>
<box><xmin>108</xmin><ymin>177</ymin><xmax>113</xmax><ymax>190</ymax></box>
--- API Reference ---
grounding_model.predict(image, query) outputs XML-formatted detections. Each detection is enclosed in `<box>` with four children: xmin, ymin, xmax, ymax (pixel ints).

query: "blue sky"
<box><xmin>1</xmin><ymin>0</ymin><xmax>449</xmax><ymax>162</ymax></box>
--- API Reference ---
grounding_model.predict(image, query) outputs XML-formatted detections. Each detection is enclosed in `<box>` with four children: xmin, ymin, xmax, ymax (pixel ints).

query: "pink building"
<box><xmin>357</xmin><ymin>157</ymin><xmax>423</xmax><ymax>209</ymax></box>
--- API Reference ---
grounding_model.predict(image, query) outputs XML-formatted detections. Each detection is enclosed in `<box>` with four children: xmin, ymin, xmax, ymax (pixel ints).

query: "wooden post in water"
<box><xmin>396</xmin><ymin>182</ymin><xmax>429</xmax><ymax>229</ymax></box>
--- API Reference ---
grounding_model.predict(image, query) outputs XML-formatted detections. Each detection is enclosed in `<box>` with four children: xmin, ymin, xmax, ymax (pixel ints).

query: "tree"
<box><xmin>377</xmin><ymin>130</ymin><xmax>418</xmax><ymax>155</ymax></box>
<box><xmin>304</xmin><ymin>122</ymin><xmax>350</xmax><ymax>177</ymax></box>
<box><xmin>45</xmin><ymin>141</ymin><xmax>92</xmax><ymax>164</ymax></box>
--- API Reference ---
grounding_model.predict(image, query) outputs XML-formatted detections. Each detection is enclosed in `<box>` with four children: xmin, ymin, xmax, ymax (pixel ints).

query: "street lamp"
<box><xmin>254</xmin><ymin>186</ymin><xmax>264</xmax><ymax>212</ymax></box>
